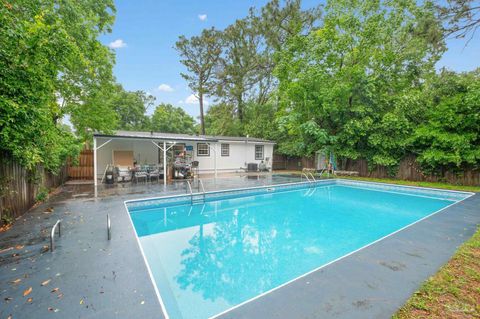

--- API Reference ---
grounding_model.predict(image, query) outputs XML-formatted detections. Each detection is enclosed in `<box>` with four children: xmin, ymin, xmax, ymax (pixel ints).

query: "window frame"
<box><xmin>255</xmin><ymin>145</ymin><xmax>264</xmax><ymax>160</ymax></box>
<box><xmin>221</xmin><ymin>143</ymin><xmax>230</xmax><ymax>157</ymax></box>
<box><xmin>197</xmin><ymin>143</ymin><xmax>210</xmax><ymax>157</ymax></box>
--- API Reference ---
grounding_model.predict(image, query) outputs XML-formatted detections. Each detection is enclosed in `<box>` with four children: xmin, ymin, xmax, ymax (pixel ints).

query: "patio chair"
<box><xmin>134</xmin><ymin>167</ymin><xmax>148</xmax><ymax>183</ymax></box>
<box><xmin>116</xmin><ymin>166</ymin><xmax>132</xmax><ymax>183</ymax></box>
<box><xmin>148</xmin><ymin>166</ymin><xmax>160</xmax><ymax>183</ymax></box>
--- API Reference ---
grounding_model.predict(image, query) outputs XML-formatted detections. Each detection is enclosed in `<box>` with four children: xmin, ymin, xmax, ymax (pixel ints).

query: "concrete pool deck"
<box><xmin>0</xmin><ymin>176</ymin><xmax>478</xmax><ymax>319</ymax></box>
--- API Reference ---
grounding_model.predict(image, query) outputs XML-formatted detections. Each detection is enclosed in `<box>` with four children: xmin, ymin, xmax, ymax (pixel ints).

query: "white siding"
<box><xmin>95</xmin><ymin>137</ymin><xmax>274</xmax><ymax>178</ymax></box>
<box><xmin>192</xmin><ymin>141</ymin><xmax>274</xmax><ymax>173</ymax></box>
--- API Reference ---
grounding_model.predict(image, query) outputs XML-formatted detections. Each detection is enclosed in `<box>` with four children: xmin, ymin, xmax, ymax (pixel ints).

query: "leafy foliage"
<box><xmin>275</xmin><ymin>0</ymin><xmax>445</xmax><ymax>168</ymax></box>
<box><xmin>0</xmin><ymin>0</ymin><xmax>114</xmax><ymax>171</ymax></box>
<box><xmin>437</xmin><ymin>0</ymin><xmax>480</xmax><ymax>40</ymax></box>
<box><xmin>410</xmin><ymin>70</ymin><xmax>480</xmax><ymax>171</ymax></box>
<box><xmin>204</xmin><ymin>103</ymin><xmax>243</xmax><ymax>136</ymax></box>
<box><xmin>111</xmin><ymin>85</ymin><xmax>155</xmax><ymax>131</ymax></box>
<box><xmin>150</xmin><ymin>103</ymin><xmax>196</xmax><ymax>134</ymax></box>
<box><xmin>176</xmin><ymin>28</ymin><xmax>222</xmax><ymax>135</ymax></box>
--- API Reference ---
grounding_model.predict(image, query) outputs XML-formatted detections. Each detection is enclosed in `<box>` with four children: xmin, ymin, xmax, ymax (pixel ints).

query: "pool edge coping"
<box><xmin>123</xmin><ymin>200</ymin><xmax>171</xmax><ymax>319</ymax></box>
<box><xmin>122</xmin><ymin>179</ymin><xmax>475</xmax><ymax>319</ymax></box>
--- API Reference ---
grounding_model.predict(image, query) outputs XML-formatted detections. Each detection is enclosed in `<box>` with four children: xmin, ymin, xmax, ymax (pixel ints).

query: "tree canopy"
<box><xmin>177</xmin><ymin>0</ymin><xmax>480</xmax><ymax>176</ymax></box>
<box><xmin>176</xmin><ymin>28</ymin><xmax>222</xmax><ymax>135</ymax></box>
<box><xmin>1</xmin><ymin>0</ymin><xmax>479</xmax><ymax>178</ymax></box>
<box><xmin>0</xmin><ymin>0</ymin><xmax>115</xmax><ymax>171</ymax></box>
<box><xmin>150</xmin><ymin>103</ymin><xmax>196</xmax><ymax>134</ymax></box>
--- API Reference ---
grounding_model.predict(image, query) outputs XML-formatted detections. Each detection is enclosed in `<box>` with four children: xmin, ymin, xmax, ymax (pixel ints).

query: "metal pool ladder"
<box><xmin>198</xmin><ymin>179</ymin><xmax>206</xmax><ymax>202</ymax></box>
<box><xmin>187</xmin><ymin>180</ymin><xmax>206</xmax><ymax>204</ymax></box>
<box><xmin>301</xmin><ymin>173</ymin><xmax>315</xmax><ymax>184</ymax></box>
<box><xmin>50</xmin><ymin>219</ymin><xmax>62</xmax><ymax>252</ymax></box>
<box><xmin>186</xmin><ymin>180</ymin><xmax>194</xmax><ymax>204</ymax></box>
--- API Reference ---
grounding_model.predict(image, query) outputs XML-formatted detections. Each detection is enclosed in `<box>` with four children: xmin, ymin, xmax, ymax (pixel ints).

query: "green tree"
<box><xmin>150</xmin><ymin>103</ymin><xmax>196</xmax><ymax>134</ymax></box>
<box><xmin>275</xmin><ymin>0</ymin><xmax>444</xmax><ymax>169</ymax></box>
<box><xmin>216</xmin><ymin>17</ymin><xmax>265</xmax><ymax>121</ymax></box>
<box><xmin>176</xmin><ymin>28</ymin><xmax>222</xmax><ymax>135</ymax></box>
<box><xmin>0</xmin><ymin>0</ymin><xmax>115</xmax><ymax>171</ymax></box>
<box><xmin>69</xmin><ymin>81</ymin><xmax>119</xmax><ymax>141</ymax></box>
<box><xmin>410</xmin><ymin>69</ymin><xmax>480</xmax><ymax>172</ymax></box>
<box><xmin>111</xmin><ymin>85</ymin><xmax>155</xmax><ymax>131</ymax></box>
<box><xmin>437</xmin><ymin>0</ymin><xmax>480</xmax><ymax>40</ymax></box>
<box><xmin>204</xmin><ymin>103</ymin><xmax>243</xmax><ymax>136</ymax></box>
<box><xmin>243</xmin><ymin>102</ymin><xmax>279</xmax><ymax>141</ymax></box>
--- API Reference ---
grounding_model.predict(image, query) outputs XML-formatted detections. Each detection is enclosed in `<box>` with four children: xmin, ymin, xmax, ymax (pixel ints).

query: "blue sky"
<box><xmin>101</xmin><ymin>0</ymin><xmax>480</xmax><ymax>119</ymax></box>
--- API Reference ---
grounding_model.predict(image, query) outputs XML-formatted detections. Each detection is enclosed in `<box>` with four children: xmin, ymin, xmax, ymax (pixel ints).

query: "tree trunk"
<box><xmin>199</xmin><ymin>91</ymin><xmax>206</xmax><ymax>135</ymax></box>
<box><xmin>237</xmin><ymin>95</ymin><xmax>244</xmax><ymax>122</ymax></box>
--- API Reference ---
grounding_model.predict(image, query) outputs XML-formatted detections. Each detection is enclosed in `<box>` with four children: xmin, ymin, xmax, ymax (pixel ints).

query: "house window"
<box><xmin>221</xmin><ymin>144</ymin><xmax>230</xmax><ymax>157</ymax></box>
<box><xmin>255</xmin><ymin>145</ymin><xmax>264</xmax><ymax>160</ymax></box>
<box><xmin>197</xmin><ymin>143</ymin><xmax>209</xmax><ymax>156</ymax></box>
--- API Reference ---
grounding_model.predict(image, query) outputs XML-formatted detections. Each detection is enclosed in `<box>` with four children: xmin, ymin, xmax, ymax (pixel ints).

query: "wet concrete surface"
<box><xmin>0</xmin><ymin>176</ymin><xmax>478</xmax><ymax>319</ymax></box>
<box><xmin>0</xmin><ymin>175</ymin><xmax>299</xmax><ymax>319</ymax></box>
<box><xmin>217</xmin><ymin>192</ymin><xmax>480</xmax><ymax>319</ymax></box>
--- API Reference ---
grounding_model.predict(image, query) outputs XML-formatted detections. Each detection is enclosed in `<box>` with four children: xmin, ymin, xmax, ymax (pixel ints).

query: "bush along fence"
<box><xmin>0</xmin><ymin>152</ymin><xmax>68</xmax><ymax>224</ymax></box>
<box><xmin>273</xmin><ymin>153</ymin><xmax>480</xmax><ymax>186</ymax></box>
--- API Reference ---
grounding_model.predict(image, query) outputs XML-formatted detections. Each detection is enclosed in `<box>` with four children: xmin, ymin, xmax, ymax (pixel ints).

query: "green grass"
<box><xmin>393</xmin><ymin>227</ymin><xmax>480</xmax><ymax>319</ymax></box>
<box><xmin>273</xmin><ymin>170</ymin><xmax>480</xmax><ymax>192</ymax></box>
<box><xmin>334</xmin><ymin>176</ymin><xmax>480</xmax><ymax>193</ymax></box>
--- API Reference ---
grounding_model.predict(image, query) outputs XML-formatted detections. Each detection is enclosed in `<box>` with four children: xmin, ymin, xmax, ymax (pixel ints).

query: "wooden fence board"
<box><xmin>273</xmin><ymin>153</ymin><xmax>480</xmax><ymax>186</ymax></box>
<box><xmin>0</xmin><ymin>152</ymin><xmax>68</xmax><ymax>222</ymax></box>
<box><xmin>68</xmin><ymin>150</ymin><xmax>93</xmax><ymax>180</ymax></box>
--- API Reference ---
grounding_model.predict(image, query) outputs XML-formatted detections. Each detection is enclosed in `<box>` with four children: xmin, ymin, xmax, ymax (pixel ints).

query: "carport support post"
<box><xmin>93</xmin><ymin>137</ymin><xmax>97</xmax><ymax>197</ymax></box>
<box><xmin>214</xmin><ymin>144</ymin><xmax>217</xmax><ymax>178</ymax></box>
<box><xmin>163</xmin><ymin>141</ymin><xmax>167</xmax><ymax>186</ymax></box>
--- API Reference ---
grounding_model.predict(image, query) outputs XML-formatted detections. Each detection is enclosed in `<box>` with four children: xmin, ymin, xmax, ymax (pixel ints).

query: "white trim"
<box><xmin>209</xmin><ymin>191</ymin><xmax>474</xmax><ymax>319</ymax></box>
<box><xmin>93</xmin><ymin>137</ymin><xmax>97</xmax><ymax>197</ymax></box>
<box><xmin>336</xmin><ymin>184</ymin><xmax>458</xmax><ymax>201</ymax></box>
<box><xmin>96</xmin><ymin>139</ymin><xmax>112</xmax><ymax>150</ymax></box>
<box><xmin>123</xmin><ymin>179</ymin><xmax>474</xmax><ymax>319</ymax></box>
<box><xmin>123</xmin><ymin>201</ymin><xmax>170</xmax><ymax>319</ymax></box>
<box><xmin>335</xmin><ymin>178</ymin><xmax>474</xmax><ymax>194</ymax></box>
<box><xmin>94</xmin><ymin>134</ymin><xmax>276</xmax><ymax>145</ymax></box>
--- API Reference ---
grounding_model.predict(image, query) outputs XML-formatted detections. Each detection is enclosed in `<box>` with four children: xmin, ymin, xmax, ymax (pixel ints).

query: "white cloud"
<box><xmin>157</xmin><ymin>84</ymin><xmax>174</xmax><ymax>92</ymax></box>
<box><xmin>185</xmin><ymin>94</ymin><xmax>209</xmax><ymax>105</ymax></box>
<box><xmin>198</xmin><ymin>14</ymin><xmax>207</xmax><ymax>21</ymax></box>
<box><xmin>108</xmin><ymin>39</ymin><xmax>127</xmax><ymax>49</ymax></box>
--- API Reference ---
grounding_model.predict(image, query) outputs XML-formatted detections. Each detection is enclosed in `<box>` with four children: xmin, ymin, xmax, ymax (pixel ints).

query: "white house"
<box><xmin>93</xmin><ymin>130</ymin><xmax>275</xmax><ymax>186</ymax></box>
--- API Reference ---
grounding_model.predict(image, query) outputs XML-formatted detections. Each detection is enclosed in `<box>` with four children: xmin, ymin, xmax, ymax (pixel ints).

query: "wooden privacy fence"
<box><xmin>68</xmin><ymin>149</ymin><xmax>93</xmax><ymax>180</ymax></box>
<box><xmin>272</xmin><ymin>153</ymin><xmax>315</xmax><ymax>171</ymax></box>
<box><xmin>273</xmin><ymin>153</ymin><xmax>480</xmax><ymax>186</ymax></box>
<box><xmin>0</xmin><ymin>152</ymin><xmax>68</xmax><ymax>222</ymax></box>
<box><xmin>343</xmin><ymin>156</ymin><xmax>480</xmax><ymax>186</ymax></box>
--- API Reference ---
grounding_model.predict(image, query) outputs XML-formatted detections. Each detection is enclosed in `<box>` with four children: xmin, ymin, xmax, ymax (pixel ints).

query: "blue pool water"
<box><xmin>127</xmin><ymin>182</ymin><xmax>467</xmax><ymax>319</ymax></box>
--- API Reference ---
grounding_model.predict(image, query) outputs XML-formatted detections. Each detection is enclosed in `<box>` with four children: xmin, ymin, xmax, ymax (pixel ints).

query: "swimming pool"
<box><xmin>125</xmin><ymin>180</ymin><xmax>472</xmax><ymax>319</ymax></box>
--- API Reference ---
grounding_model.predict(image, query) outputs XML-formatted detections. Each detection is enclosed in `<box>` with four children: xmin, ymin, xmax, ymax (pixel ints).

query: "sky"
<box><xmin>101</xmin><ymin>0</ymin><xmax>480</xmax><ymax>120</ymax></box>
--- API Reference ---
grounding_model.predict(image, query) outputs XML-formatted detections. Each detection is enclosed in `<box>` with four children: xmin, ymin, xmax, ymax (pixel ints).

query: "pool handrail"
<box><xmin>186</xmin><ymin>180</ymin><xmax>193</xmax><ymax>204</ymax></box>
<box><xmin>107</xmin><ymin>214</ymin><xmax>111</xmax><ymax>240</ymax></box>
<box><xmin>198</xmin><ymin>179</ymin><xmax>206</xmax><ymax>202</ymax></box>
<box><xmin>301</xmin><ymin>173</ymin><xmax>311</xmax><ymax>182</ymax></box>
<box><xmin>308</xmin><ymin>172</ymin><xmax>317</xmax><ymax>182</ymax></box>
<box><xmin>50</xmin><ymin>219</ymin><xmax>62</xmax><ymax>252</ymax></box>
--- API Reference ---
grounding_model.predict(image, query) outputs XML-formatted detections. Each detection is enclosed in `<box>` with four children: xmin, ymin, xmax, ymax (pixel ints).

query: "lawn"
<box><xmin>275</xmin><ymin>170</ymin><xmax>480</xmax><ymax>192</ymax></box>
<box><xmin>393</xmin><ymin>226</ymin><xmax>480</xmax><ymax>319</ymax></box>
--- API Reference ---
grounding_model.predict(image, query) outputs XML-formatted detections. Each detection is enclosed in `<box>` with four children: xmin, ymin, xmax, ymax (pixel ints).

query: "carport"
<box><xmin>92</xmin><ymin>131</ymin><xmax>219</xmax><ymax>190</ymax></box>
